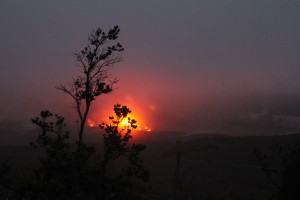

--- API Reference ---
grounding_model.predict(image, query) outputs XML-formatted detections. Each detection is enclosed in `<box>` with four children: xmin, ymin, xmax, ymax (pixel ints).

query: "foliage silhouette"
<box><xmin>99</xmin><ymin>104</ymin><xmax>150</xmax><ymax>200</ymax></box>
<box><xmin>56</xmin><ymin>26</ymin><xmax>124</xmax><ymax>149</ymax></box>
<box><xmin>16</xmin><ymin>105</ymin><xmax>149</xmax><ymax>200</ymax></box>
<box><xmin>15</xmin><ymin>110</ymin><xmax>93</xmax><ymax>199</ymax></box>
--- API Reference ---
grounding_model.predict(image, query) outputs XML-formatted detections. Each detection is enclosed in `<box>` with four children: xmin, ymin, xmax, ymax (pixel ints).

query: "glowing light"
<box><xmin>122</xmin><ymin>118</ymin><xmax>131</xmax><ymax>127</ymax></box>
<box><xmin>87</xmin><ymin>119</ymin><xmax>95</xmax><ymax>127</ymax></box>
<box><xmin>120</xmin><ymin>113</ymin><xmax>152</xmax><ymax>132</ymax></box>
<box><xmin>87</xmin><ymin>112</ymin><xmax>152</xmax><ymax>132</ymax></box>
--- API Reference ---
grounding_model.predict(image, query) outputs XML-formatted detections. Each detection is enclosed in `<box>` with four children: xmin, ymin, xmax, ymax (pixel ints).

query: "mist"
<box><xmin>1</xmin><ymin>0</ymin><xmax>300</xmax><ymax>145</ymax></box>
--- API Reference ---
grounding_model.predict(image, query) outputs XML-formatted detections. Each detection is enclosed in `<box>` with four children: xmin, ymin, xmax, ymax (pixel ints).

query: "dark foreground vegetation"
<box><xmin>1</xmin><ymin>132</ymin><xmax>300</xmax><ymax>199</ymax></box>
<box><xmin>0</xmin><ymin>105</ymin><xmax>149</xmax><ymax>200</ymax></box>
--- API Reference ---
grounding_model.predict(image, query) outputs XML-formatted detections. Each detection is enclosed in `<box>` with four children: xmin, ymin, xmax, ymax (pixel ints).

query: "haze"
<box><xmin>1</xmin><ymin>0</ymin><xmax>300</xmax><ymax>145</ymax></box>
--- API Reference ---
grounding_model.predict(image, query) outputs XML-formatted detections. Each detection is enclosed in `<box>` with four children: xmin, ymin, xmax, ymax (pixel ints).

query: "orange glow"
<box><xmin>87</xmin><ymin>109</ymin><xmax>152</xmax><ymax>132</ymax></box>
<box><xmin>120</xmin><ymin>113</ymin><xmax>151</xmax><ymax>132</ymax></box>
<box><xmin>87</xmin><ymin>119</ymin><xmax>95</xmax><ymax>127</ymax></box>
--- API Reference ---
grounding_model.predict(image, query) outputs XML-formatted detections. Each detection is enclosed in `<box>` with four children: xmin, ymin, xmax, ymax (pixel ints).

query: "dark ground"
<box><xmin>1</xmin><ymin>132</ymin><xmax>300</xmax><ymax>200</ymax></box>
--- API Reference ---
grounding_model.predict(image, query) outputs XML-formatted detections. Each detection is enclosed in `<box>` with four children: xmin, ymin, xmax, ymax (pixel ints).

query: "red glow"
<box><xmin>87</xmin><ymin>103</ymin><xmax>152</xmax><ymax>133</ymax></box>
<box><xmin>120</xmin><ymin>113</ymin><xmax>151</xmax><ymax>132</ymax></box>
<box><xmin>87</xmin><ymin>119</ymin><xmax>95</xmax><ymax>127</ymax></box>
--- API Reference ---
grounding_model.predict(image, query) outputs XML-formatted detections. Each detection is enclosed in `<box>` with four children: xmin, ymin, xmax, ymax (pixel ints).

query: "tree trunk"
<box><xmin>77</xmin><ymin>103</ymin><xmax>90</xmax><ymax>150</ymax></box>
<box><xmin>78</xmin><ymin>121</ymin><xmax>85</xmax><ymax>147</ymax></box>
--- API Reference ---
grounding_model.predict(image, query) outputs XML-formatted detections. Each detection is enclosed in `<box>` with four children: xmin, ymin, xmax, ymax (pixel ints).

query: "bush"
<box><xmin>15</xmin><ymin>105</ymin><xmax>149</xmax><ymax>200</ymax></box>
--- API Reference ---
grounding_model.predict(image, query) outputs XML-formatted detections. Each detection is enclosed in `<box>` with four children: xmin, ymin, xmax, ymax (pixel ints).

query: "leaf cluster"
<box><xmin>100</xmin><ymin>104</ymin><xmax>150</xmax><ymax>182</ymax></box>
<box><xmin>57</xmin><ymin>26</ymin><xmax>123</xmax><ymax>106</ymax></box>
<box><xmin>31</xmin><ymin>110</ymin><xmax>69</xmax><ymax>148</ymax></box>
<box><xmin>16</xmin><ymin>105</ymin><xmax>149</xmax><ymax>200</ymax></box>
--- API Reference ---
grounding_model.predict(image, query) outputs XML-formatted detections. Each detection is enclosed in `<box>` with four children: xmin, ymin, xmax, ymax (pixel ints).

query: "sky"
<box><xmin>1</xmin><ymin>0</ymin><xmax>300</xmax><ymax>144</ymax></box>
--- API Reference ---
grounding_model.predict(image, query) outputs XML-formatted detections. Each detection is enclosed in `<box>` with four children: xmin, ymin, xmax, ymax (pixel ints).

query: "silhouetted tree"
<box><xmin>56</xmin><ymin>26</ymin><xmax>124</xmax><ymax>149</ymax></box>
<box><xmin>19</xmin><ymin>105</ymin><xmax>149</xmax><ymax>200</ymax></box>
<box><xmin>17</xmin><ymin>25</ymin><xmax>149</xmax><ymax>199</ymax></box>
<box><xmin>99</xmin><ymin>104</ymin><xmax>150</xmax><ymax>199</ymax></box>
<box><xmin>12</xmin><ymin>111</ymin><xmax>95</xmax><ymax>199</ymax></box>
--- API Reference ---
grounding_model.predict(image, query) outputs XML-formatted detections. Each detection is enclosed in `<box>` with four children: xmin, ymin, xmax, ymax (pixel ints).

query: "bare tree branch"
<box><xmin>56</xmin><ymin>26</ymin><xmax>124</xmax><ymax>149</ymax></box>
